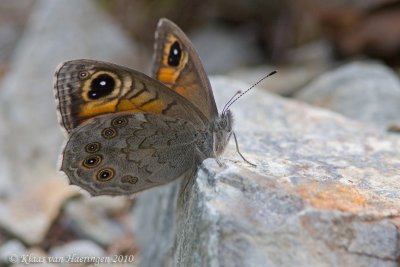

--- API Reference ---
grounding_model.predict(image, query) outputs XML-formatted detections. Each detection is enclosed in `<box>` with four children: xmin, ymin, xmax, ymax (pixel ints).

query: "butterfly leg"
<box><xmin>233</xmin><ymin>132</ymin><xmax>256</xmax><ymax>166</ymax></box>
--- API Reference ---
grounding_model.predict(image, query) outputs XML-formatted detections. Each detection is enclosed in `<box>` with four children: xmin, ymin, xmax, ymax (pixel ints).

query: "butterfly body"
<box><xmin>54</xmin><ymin>19</ymin><xmax>233</xmax><ymax>196</ymax></box>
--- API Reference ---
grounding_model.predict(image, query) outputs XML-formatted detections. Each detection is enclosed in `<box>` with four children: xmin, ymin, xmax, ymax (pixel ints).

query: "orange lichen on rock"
<box><xmin>298</xmin><ymin>181</ymin><xmax>366</xmax><ymax>213</ymax></box>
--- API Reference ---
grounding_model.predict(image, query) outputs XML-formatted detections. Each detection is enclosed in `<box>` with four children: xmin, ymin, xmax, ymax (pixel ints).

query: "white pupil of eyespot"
<box><xmin>100</xmin><ymin>80</ymin><xmax>106</xmax><ymax>86</ymax></box>
<box><xmin>173</xmin><ymin>49</ymin><xmax>178</xmax><ymax>55</ymax></box>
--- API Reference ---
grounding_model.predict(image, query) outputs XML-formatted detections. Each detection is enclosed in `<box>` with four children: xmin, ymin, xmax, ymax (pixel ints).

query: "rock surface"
<box><xmin>64</xmin><ymin>198</ymin><xmax>127</xmax><ymax>246</ymax></box>
<box><xmin>296</xmin><ymin>61</ymin><xmax>400</xmax><ymax>129</ymax></box>
<box><xmin>229</xmin><ymin>64</ymin><xmax>327</xmax><ymax>96</ymax></box>
<box><xmin>190</xmin><ymin>22</ymin><xmax>263</xmax><ymax>74</ymax></box>
<box><xmin>134</xmin><ymin>77</ymin><xmax>400</xmax><ymax>267</ymax></box>
<box><xmin>229</xmin><ymin>40</ymin><xmax>332</xmax><ymax>96</ymax></box>
<box><xmin>0</xmin><ymin>0</ymin><xmax>34</xmax><ymax>77</ymax></box>
<box><xmin>49</xmin><ymin>240</ymin><xmax>105</xmax><ymax>259</ymax></box>
<box><xmin>0</xmin><ymin>179</ymin><xmax>76</xmax><ymax>245</ymax></box>
<box><xmin>0</xmin><ymin>0</ymin><xmax>142</xmax><ymax>197</ymax></box>
<box><xmin>0</xmin><ymin>240</ymin><xmax>26</xmax><ymax>265</ymax></box>
<box><xmin>0</xmin><ymin>0</ymin><xmax>139</xmax><ymax>263</ymax></box>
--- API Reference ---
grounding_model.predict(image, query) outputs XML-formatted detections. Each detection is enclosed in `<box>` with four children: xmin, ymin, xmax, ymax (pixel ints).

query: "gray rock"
<box><xmin>0</xmin><ymin>0</ymin><xmax>141</xmax><ymax>197</ymax></box>
<box><xmin>133</xmin><ymin>180</ymin><xmax>180</xmax><ymax>267</ymax></box>
<box><xmin>78</xmin><ymin>195</ymin><xmax>131</xmax><ymax>214</ymax></box>
<box><xmin>0</xmin><ymin>240</ymin><xmax>26</xmax><ymax>265</ymax></box>
<box><xmin>10</xmin><ymin>247</ymin><xmax>56</xmax><ymax>267</ymax></box>
<box><xmin>229</xmin><ymin>63</ymin><xmax>328</xmax><ymax>96</ymax></box>
<box><xmin>0</xmin><ymin>0</ymin><xmax>34</xmax><ymax>62</ymax></box>
<box><xmin>190</xmin><ymin>23</ymin><xmax>263</xmax><ymax>74</ymax></box>
<box><xmin>0</xmin><ymin>179</ymin><xmax>76</xmax><ymax>245</ymax></box>
<box><xmin>0</xmin><ymin>0</ymin><xmax>146</xmax><ymax>251</ymax></box>
<box><xmin>134</xmin><ymin>76</ymin><xmax>400</xmax><ymax>267</ymax></box>
<box><xmin>64</xmin><ymin>198</ymin><xmax>127</xmax><ymax>246</ymax></box>
<box><xmin>49</xmin><ymin>240</ymin><xmax>104</xmax><ymax>261</ymax></box>
<box><xmin>285</xmin><ymin>40</ymin><xmax>333</xmax><ymax>66</ymax></box>
<box><xmin>348</xmin><ymin>221</ymin><xmax>398</xmax><ymax>259</ymax></box>
<box><xmin>296</xmin><ymin>61</ymin><xmax>400</xmax><ymax>129</ymax></box>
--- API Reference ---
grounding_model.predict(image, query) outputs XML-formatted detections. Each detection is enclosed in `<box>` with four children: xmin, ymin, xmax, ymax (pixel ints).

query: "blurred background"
<box><xmin>0</xmin><ymin>0</ymin><xmax>399</xmax><ymax>266</ymax></box>
<box><xmin>2</xmin><ymin>0</ymin><xmax>400</xmax><ymax>93</ymax></box>
<box><xmin>104</xmin><ymin>0</ymin><xmax>400</xmax><ymax>68</ymax></box>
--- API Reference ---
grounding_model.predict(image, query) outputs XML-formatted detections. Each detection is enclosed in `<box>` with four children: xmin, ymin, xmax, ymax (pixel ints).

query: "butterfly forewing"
<box><xmin>54</xmin><ymin>59</ymin><xmax>207</xmax><ymax>134</ymax></box>
<box><xmin>152</xmin><ymin>18</ymin><xmax>218</xmax><ymax>121</ymax></box>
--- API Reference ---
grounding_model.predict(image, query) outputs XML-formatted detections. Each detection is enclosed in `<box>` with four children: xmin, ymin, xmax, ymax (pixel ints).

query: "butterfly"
<box><xmin>53</xmin><ymin>18</ymin><xmax>236</xmax><ymax>196</ymax></box>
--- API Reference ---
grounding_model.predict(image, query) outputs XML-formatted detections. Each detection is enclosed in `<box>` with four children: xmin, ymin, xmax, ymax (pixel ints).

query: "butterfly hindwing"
<box><xmin>152</xmin><ymin>18</ymin><xmax>218</xmax><ymax>120</ymax></box>
<box><xmin>62</xmin><ymin>112</ymin><xmax>204</xmax><ymax>196</ymax></box>
<box><xmin>54</xmin><ymin>59</ymin><xmax>207</xmax><ymax>135</ymax></box>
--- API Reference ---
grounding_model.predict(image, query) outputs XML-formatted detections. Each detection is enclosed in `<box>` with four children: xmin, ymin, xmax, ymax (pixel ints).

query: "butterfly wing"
<box><xmin>54</xmin><ymin>59</ymin><xmax>207</xmax><ymax>135</ymax></box>
<box><xmin>152</xmin><ymin>18</ymin><xmax>218</xmax><ymax>121</ymax></box>
<box><xmin>61</xmin><ymin>112</ymin><xmax>209</xmax><ymax>196</ymax></box>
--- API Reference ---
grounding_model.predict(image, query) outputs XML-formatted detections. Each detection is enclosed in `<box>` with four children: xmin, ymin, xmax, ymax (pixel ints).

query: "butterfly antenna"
<box><xmin>223</xmin><ymin>90</ymin><xmax>242</xmax><ymax>114</ymax></box>
<box><xmin>224</xmin><ymin>70</ymin><xmax>277</xmax><ymax>112</ymax></box>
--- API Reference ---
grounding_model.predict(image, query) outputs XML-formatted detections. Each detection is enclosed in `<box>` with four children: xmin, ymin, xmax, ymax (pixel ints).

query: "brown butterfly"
<box><xmin>53</xmin><ymin>18</ymin><xmax>233</xmax><ymax>196</ymax></box>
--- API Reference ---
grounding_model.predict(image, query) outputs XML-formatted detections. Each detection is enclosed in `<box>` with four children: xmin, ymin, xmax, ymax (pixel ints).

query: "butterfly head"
<box><xmin>213</xmin><ymin>110</ymin><xmax>233</xmax><ymax>156</ymax></box>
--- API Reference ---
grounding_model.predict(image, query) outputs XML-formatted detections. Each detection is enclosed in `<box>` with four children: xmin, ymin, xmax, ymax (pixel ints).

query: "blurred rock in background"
<box><xmin>296</xmin><ymin>61</ymin><xmax>400</xmax><ymax>129</ymax></box>
<box><xmin>102</xmin><ymin>0</ymin><xmax>400</xmax><ymax>69</ymax></box>
<box><xmin>317</xmin><ymin>0</ymin><xmax>400</xmax><ymax>66</ymax></box>
<box><xmin>0</xmin><ymin>0</ymin><xmax>140</xmax><ymax>265</ymax></box>
<box><xmin>102</xmin><ymin>0</ymin><xmax>297</xmax><ymax>68</ymax></box>
<box><xmin>0</xmin><ymin>0</ymin><xmax>35</xmax><ymax>78</ymax></box>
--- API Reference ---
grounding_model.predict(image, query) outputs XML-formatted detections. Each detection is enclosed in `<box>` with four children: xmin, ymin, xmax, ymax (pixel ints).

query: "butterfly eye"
<box><xmin>101</xmin><ymin>127</ymin><xmax>117</xmax><ymax>139</ymax></box>
<box><xmin>168</xmin><ymin>41</ymin><xmax>182</xmax><ymax>67</ymax></box>
<box><xmin>121</xmin><ymin>175</ymin><xmax>138</xmax><ymax>184</ymax></box>
<box><xmin>82</xmin><ymin>155</ymin><xmax>102</xmax><ymax>168</ymax></box>
<box><xmin>85</xmin><ymin>142</ymin><xmax>101</xmax><ymax>153</ymax></box>
<box><xmin>219</xmin><ymin>119</ymin><xmax>227</xmax><ymax>128</ymax></box>
<box><xmin>88</xmin><ymin>74</ymin><xmax>116</xmax><ymax>99</ymax></box>
<box><xmin>96</xmin><ymin>168</ymin><xmax>115</xmax><ymax>182</ymax></box>
<box><xmin>111</xmin><ymin>117</ymin><xmax>128</xmax><ymax>128</ymax></box>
